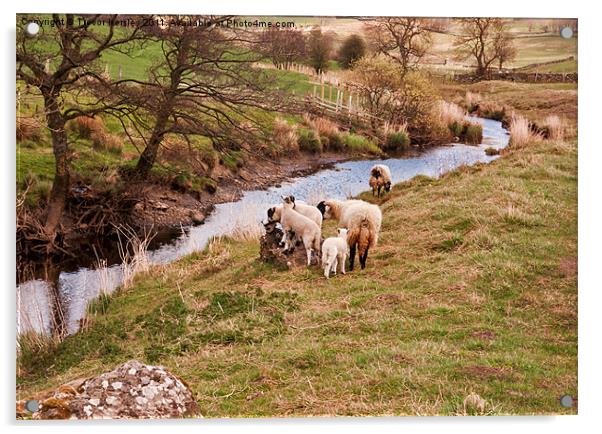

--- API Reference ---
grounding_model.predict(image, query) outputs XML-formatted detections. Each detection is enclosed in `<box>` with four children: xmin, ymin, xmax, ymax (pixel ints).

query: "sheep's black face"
<box><xmin>316</xmin><ymin>201</ymin><xmax>326</xmax><ymax>216</ymax></box>
<box><xmin>371</xmin><ymin>168</ymin><xmax>381</xmax><ymax>179</ymax></box>
<box><xmin>384</xmin><ymin>182</ymin><xmax>391</xmax><ymax>192</ymax></box>
<box><xmin>267</xmin><ymin>207</ymin><xmax>275</xmax><ymax>220</ymax></box>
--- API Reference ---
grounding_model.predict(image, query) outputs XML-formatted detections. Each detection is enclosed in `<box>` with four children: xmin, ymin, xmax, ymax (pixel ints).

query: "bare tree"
<box><xmin>454</xmin><ymin>18</ymin><xmax>515</xmax><ymax>76</ymax></box>
<box><xmin>16</xmin><ymin>14</ymin><xmax>145</xmax><ymax>242</ymax></box>
<box><xmin>364</xmin><ymin>18</ymin><xmax>433</xmax><ymax>76</ymax></box>
<box><xmin>257</xmin><ymin>27</ymin><xmax>306</xmax><ymax>70</ymax></box>
<box><xmin>493</xmin><ymin>32</ymin><xmax>517</xmax><ymax>70</ymax></box>
<box><xmin>113</xmin><ymin>16</ymin><xmax>290</xmax><ymax>179</ymax></box>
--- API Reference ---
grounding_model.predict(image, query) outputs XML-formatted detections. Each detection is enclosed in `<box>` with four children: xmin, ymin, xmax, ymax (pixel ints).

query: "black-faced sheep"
<box><xmin>321</xmin><ymin>228</ymin><xmax>348</xmax><ymax>279</ymax></box>
<box><xmin>317</xmin><ymin>199</ymin><xmax>382</xmax><ymax>270</ymax></box>
<box><xmin>267</xmin><ymin>196</ymin><xmax>323</xmax><ymax>228</ymax></box>
<box><xmin>279</xmin><ymin>196</ymin><xmax>322</xmax><ymax>266</ymax></box>
<box><xmin>369</xmin><ymin>164</ymin><xmax>392</xmax><ymax>197</ymax></box>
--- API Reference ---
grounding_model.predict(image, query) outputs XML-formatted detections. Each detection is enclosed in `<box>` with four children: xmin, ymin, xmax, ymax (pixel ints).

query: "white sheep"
<box><xmin>317</xmin><ymin>199</ymin><xmax>382</xmax><ymax>270</ymax></box>
<box><xmin>321</xmin><ymin>228</ymin><xmax>348</xmax><ymax>279</ymax></box>
<box><xmin>369</xmin><ymin>164</ymin><xmax>392</xmax><ymax>197</ymax></box>
<box><xmin>267</xmin><ymin>196</ymin><xmax>322</xmax><ymax>228</ymax></box>
<box><xmin>279</xmin><ymin>196</ymin><xmax>322</xmax><ymax>266</ymax></box>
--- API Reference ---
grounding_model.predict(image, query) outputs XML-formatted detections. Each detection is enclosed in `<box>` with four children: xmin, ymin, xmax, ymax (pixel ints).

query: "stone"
<box><xmin>28</xmin><ymin>360</ymin><xmax>200</xmax><ymax>420</ymax></box>
<box><xmin>189</xmin><ymin>210</ymin><xmax>205</xmax><ymax>225</ymax></box>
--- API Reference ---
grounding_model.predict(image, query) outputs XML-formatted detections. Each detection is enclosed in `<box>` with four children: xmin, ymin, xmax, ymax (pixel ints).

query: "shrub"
<box><xmin>272</xmin><ymin>118</ymin><xmax>299</xmax><ymax>153</ymax></box>
<box><xmin>382</xmin><ymin>124</ymin><xmax>411</xmax><ymax>151</ymax></box>
<box><xmin>542</xmin><ymin>115</ymin><xmax>565</xmax><ymax>140</ymax></box>
<box><xmin>386</xmin><ymin>131</ymin><xmax>410</xmax><ymax>150</ymax></box>
<box><xmin>69</xmin><ymin>116</ymin><xmax>106</xmax><ymax>139</ymax></box>
<box><xmin>448</xmin><ymin>121</ymin><xmax>464</xmax><ymax>137</ymax></box>
<box><xmin>485</xmin><ymin>147</ymin><xmax>500</xmax><ymax>156</ymax></box>
<box><xmin>17</xmin><ymin>117</ymin><xmax>44</xmax><ymax>142</ymax></box>
<box><xmin>298</xmin><ymin>128</ymin><xmax>322</xmax><ymax>153</ymax></box>
<box><xmin>464</xmin><ymin>123</ymin><xmax>483</xmax><ymax>145</ymax></box>
<box><xmin>509</xmin><ymin>115</ymin><xmax>542</xmax><ymax>148</ymax></box>
<box><xmin>349</xmin><ymin>57</ymin><xmax>437</xmax><ymax>133</ymax></box>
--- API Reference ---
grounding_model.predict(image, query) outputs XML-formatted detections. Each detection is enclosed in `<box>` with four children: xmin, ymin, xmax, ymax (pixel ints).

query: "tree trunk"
<box><xmin>42</xmin><ymin>91</ymin><xmax>69</xmax><ymax>242</ymax></box>
<box><xmin>135</xmin><ymin>109</ymin><xmax>170</xmax><ymax>179</ymax></box>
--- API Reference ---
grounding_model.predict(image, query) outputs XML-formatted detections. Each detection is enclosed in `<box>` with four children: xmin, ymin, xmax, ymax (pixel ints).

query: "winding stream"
<box><xmin>17</xmin><ymin>116</ymin><xmax>509</xmax><ymax>337</ymax></box>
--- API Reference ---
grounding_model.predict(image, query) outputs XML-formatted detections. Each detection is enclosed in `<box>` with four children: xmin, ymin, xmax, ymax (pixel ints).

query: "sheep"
<box><xmin>267</xmin><ymin>196</ymin><xmax>322</xmax><ymax>228</ymax></box>
<box><xmin>369</xmin><ymin>164</ymin><xmax>392</xmax><ymax>197</ymax></box>
<box><xmin>321</xmin><ymin>228</ymin><xmax>348</xmax><ymax>279</ymax></box>
<box><xmin>317</xmin><ymin>199</ymin><xmax>382</xmax><ymax>270</ymax></box>
<box><xmin>279</xmin><ymin>196</ymin><xmax>322</xmax><ymax>266</ymax></box>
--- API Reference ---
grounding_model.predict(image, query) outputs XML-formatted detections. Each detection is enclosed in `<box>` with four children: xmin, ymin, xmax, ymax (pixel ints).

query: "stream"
<box><xmin>17</xmin><ymin>116</ymin><xmax>509</xmax><ymax>337</ymax></box>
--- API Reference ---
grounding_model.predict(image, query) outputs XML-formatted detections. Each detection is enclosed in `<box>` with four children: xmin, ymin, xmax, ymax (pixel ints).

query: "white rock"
<box><xmin>89</xmin><ymin>398</ymin><xmax>100</xmax><ymax>406</ymax></box>
<box><xmin>111</xmin><ymin>381</ymin><xmax>123</xmax><ymax>390</ymax></box>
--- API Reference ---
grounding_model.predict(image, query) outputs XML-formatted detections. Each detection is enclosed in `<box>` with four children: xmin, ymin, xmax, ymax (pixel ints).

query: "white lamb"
<box><xmin>369</xmin><ymin>164</ymin><xmax>392</xmax><ymax>197</ymax></box>
<box><xmin>317</xmin><ymin>199</ymin><xmax>382</xmax><ymax>270</ymax></box>
<box><xmin>321</xmin><ymin>228</ymin><xmax>348</xmax><ymax>279</ymax></box>
<box><xmin>279</xmin><ymin>196</ymin><xmax>322</xmax><ymax>266</ymax></box>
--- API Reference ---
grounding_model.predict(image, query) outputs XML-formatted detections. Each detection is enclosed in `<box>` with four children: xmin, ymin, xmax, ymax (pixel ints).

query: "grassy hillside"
<box><xmin>18</xmin><ymin>128</ymin><xmax>577</xmax><ymax>415</ymax></box>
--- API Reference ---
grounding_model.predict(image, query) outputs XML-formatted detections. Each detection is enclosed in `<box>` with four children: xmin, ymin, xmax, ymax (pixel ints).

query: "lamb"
<box><xmin>317</xmin><ymin>199</ymin><xmax>382</xmax><ymax>270</ymax></box>
<box><xmin>369</xmin><ymin>164</ymin><xmax>392</xmax><ymax>197</ymax></box>
<box><xmin>279</xmin><ymin>196</ymin><xmax>322</xmax><ymax>266</ymax></box>
<box><xmin>267</xmin><ymin>196</ymin><xmax>322</xmax><ymax>228</ymax></box>
<box><xmin>321</xmin><ymin>228</ymin><xmax>348</xmax><ymax>279</ymax></box>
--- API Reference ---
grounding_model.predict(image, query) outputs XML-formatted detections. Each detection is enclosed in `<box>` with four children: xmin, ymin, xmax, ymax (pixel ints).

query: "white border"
<box><xmin>3</xmin><ymin>1</ymin><xmax>599</xmax><ymax>433</ymax></box>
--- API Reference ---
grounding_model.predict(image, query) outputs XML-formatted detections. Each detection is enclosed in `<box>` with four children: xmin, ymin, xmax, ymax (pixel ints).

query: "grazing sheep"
<box><xmin>279</xmin><ymin>196</ymin><xmax>322</xmax><ymax>266</ymax></box>
<box><xmin>317</xmin><ymin>199</ymin><xmax>382</xmax><ymax>270</ymax></box>
<box><xmin>321</xmin><ymin>228</ymin><xmax>348</xmax><ymax>279</ymax></box>
<box><xmin>369</xmin><ymin>164</ymin><xmax>392</xmax><ymax>197</ymax></box>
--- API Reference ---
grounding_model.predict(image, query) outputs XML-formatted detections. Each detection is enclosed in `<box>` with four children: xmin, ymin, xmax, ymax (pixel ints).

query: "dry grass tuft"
<box><xmin>69</xmin><ymin>116</ymin><xmax>106</xmax><ymax>139</ymax></box>
<box><xmin>116</xmin><ymin>226</ymin><xmax>153</xmax><ymax>289</ymax></box>
<box><xmin>509</xmin><ymin>114</ymin><xmax>542</xmax><ymax>148</ymax></box>
<box><xmin>465</xmin><ymin>91</ymin><xmax>481</xmax><ymax>108</ymax></box>
<box><xmin>272</xmin><ymin>118</ymin><xmax>299</xmax><ymax>153</ymax></box>
<box><xmin>303</xmin><ymin>115</ymin><xmax>340</xmax><ymax>138</ymax></box>
<box><xmin>435</xmin><ymin>100</ymin><xmax>466</xmax><ymax>125</ymax></box>
<box><xmin>17</xmin><ymin>117</ymin><xmax>44</xmax><ymax>142</ymax></box>
<box><xmin>542</xmin><ymin>115</ymin><xmax>565</xmax><ymax>141</ymax></box>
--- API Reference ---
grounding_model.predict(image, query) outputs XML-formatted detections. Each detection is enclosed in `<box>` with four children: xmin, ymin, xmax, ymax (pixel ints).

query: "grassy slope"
<box><xmin>438</xmin><ymin>81</ymin><xmax>578</xmax><ymax>125</ymax></box>
<box><xmin>18</xmin><ymin>131</ymin><xmax>577</xmax><ymax>415</ymax></box>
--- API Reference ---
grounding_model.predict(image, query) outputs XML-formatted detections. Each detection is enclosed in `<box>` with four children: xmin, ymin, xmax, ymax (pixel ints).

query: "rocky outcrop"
<box><xmin>22</xmin><ymin>360</ymin><xmax>199</xmax><ymax>420</ymax></box>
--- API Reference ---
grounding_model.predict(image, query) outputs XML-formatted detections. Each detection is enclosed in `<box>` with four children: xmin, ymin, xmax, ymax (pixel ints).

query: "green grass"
<box><xmin>17</xmin><ymin>134</ymin><xmax>577</xmax><ymax>416</ymax></box>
